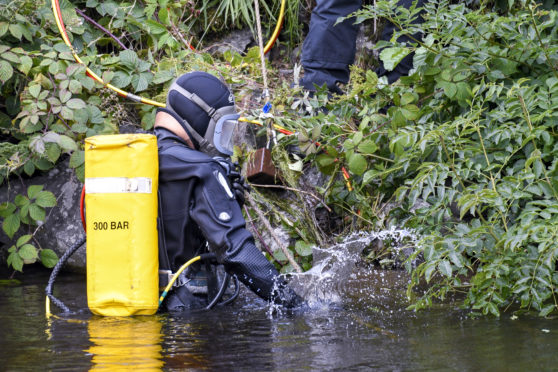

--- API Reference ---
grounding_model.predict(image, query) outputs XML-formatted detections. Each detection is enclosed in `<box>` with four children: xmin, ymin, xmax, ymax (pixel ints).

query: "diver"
<box><xmin>155</xmin><ymin>71</ymin><xmax>302</xmax><ymax>311</ymax></box>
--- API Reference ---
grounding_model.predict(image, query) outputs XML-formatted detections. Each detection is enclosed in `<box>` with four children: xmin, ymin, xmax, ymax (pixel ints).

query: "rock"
<box><xmin>0</xmin><ymin>158</ymin><xmax>86</xmax><ymax>272</ymax></box>
<box><xmin>207</xmin><ymin>29</ymin><xmax>254</xmax><ymax>56</ymax></box>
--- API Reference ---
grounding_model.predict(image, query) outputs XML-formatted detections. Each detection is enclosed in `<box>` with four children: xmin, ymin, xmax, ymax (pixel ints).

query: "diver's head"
<box><xmin>165</xmin><ymin>71</ymin><xmax>238</xmax><ymax>157</ymax></box>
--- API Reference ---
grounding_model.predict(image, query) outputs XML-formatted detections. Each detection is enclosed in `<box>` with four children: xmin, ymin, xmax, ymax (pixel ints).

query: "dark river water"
<box><xmin>1</xmin><ymin>257</ymin><xmax>557</xmax><ymax>371</ymax></box>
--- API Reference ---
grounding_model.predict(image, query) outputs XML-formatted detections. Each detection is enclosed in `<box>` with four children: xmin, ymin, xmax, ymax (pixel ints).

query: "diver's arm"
<box><xmin>189</xmin><ymin>163</ymin><xmax>301</xmax><ymax>307</ymax></box>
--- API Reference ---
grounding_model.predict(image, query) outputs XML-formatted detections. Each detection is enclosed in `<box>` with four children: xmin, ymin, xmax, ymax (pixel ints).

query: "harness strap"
<box><xmin>169</xmin><ymin>82</ymin><xmax>216</xmax><ymax>117</ymax></box>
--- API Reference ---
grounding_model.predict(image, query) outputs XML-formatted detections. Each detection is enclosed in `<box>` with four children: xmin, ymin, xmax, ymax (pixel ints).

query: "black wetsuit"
<box><xmin>155</xmin><ymin>127</ymin><xmax>299</xmax><ymax>308</ymax></box>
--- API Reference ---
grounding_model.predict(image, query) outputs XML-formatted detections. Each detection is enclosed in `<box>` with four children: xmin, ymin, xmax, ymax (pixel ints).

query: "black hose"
<box><xmin>198</xmin><ymin>252</ymin><xmax>216</xmax><ymax>262</ymax></box>
<box><xmin>205</xmin><ymin>272</ymin><xmax>231</xmax><ymax>310</ymax></box>
<box><xmin>217</xmin><ymin>275</ymin><xmax>240</xmax><ymax>307</ymax></box>
<box><xmin>45</xmin><ymin>236</ymin><xmax>86</xmax><ymax>314</ymax></box>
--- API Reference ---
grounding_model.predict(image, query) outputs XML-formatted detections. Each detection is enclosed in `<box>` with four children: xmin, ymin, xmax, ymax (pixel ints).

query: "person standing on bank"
<box><xmin>299</xmin><ymin>0</ymin><xmax>427</xmax><ymax>94</ymax></box>
<box><xmin>155</xmin><ymin>71</ymin><xmax>301</xmax><ymax>310</ymax></box>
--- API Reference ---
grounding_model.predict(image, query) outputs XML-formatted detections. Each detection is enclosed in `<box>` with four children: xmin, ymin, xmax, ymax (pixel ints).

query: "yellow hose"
<box><xmin>264</xmin><ymin>0</ymin><xmax>287</xmax><ymax>54</ymax></box>
<box><xmin>52</xmin><ymin>0</ymin><xmax>285</xmax><ymax>107</ymax></box>
<box><xmin>45</xmin><ymin>297</ymin><xmax>51</xmax><ymax>318</ymax></box>
<box><xmin>51</xmin><ymin>0</ymin><xmax>165</xmax><ymax>107</ymax></box>
<box><xmin>158</xmin><ymin>255</ymin><xmax>201</xmax><ymax>307</ymax></box>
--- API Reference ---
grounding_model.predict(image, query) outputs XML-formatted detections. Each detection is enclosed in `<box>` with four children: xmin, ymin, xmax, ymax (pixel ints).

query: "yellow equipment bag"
<box><xmin>84</xmin><ymin>134</ymin><xmax>159</xmax><ymax>316</ymax></box>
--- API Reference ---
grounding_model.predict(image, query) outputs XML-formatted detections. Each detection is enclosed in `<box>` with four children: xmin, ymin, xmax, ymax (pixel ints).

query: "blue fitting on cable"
<box><xmin>262</xmin><ymin>102</ymin><xmax>272</xmax><ymax>114</ymax></box>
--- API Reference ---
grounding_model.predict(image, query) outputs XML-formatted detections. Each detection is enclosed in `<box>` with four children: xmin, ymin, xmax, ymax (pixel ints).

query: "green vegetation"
<box><xmin>306</xmin><ymin>0</ymin><xmax>558</xmax><ymax>317</ymax></box>
<box><xmin>1</xmin><ymin>0</ymin><xmax>558</xmax><ymax>317</ymax></box>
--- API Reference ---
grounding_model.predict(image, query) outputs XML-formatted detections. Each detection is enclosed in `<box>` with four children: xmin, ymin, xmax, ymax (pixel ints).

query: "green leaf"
<box><xmin>34</xmin><ymin>158</ymin><xmax>54</xmax><ymax>171</ymax></box>
<box><xmin>58</xmin><ymin>135</ymin><xmax>78</xmax><ymax>151</ymax></box>
<box><xmin>295</xmin><ymin>241</ymin><xmax>313</xmax><ymax>257</ymax></box>
<box><xmin>119</xmin><ymin>49</ymin><xmax>139</xmax><ymax>70</ymax></box>
<box><xmin>0</xmin><ymin>202</ymin><xmax>16</xmax><ymax>218</ymax></box>
<box><xmin>486</xmin><ymin>302</ymin><xmax>500</xmax><ymax>317</ymax></box>
<box><xmin>145</xmin><ymin>20</ymin><xmax>167</xmax><ymax>35</ymax></box>
<box><xmin>20</xmin><ymin>203</ymin><xmax>29</xmax><ymax>219</ymax></box>
<box><xmin>2</xmin><ymin>51</ymin><xmax>20</xmax><ymax>64</ymax></box>
<box><xmin>400</xmin><ymin>92</ymin><xmax>416</xmax><ymax>105</ymax></box>
<box><xmin>48</xmin><ymin>62</ymin><xmax>59</xmax><ymax>75</ymax></box>
<box><xmin>141</xmin><ymin>108</ymin><xmax>156</xmax><ymax>130</ymax></box>
<box><xmin>348</xmin><ymin>153</ymin><xmax>367</xmax><ymax>176</ymax></box>
<box><xmin>0</xmin><ymin>60</ymin><xmax>13</xmax><ymax>83</ymax></box>
<box><xmin>439</xmin><ymin>81</ymin><xmax>457</xmax><ymax>99</ymax></box>
<box><xmin>75</xmin><ymin>163</ymin><xmax>85</xmax><ymax>183</ymax></box>
<box><xmin>23</xmin><ymin>161</ymin><xmax>35</xmax><ymax>176</ymax></box>
<box><xmin>14</xmin><ymin>194</ymin><xmax>29</xmax><ymax>207</ymax></box>
<box><xmin>488</xmin><ymin>70</ymin><xmax>505</xmax><ymax>80</ymax></box>
<box><xmin>357</xmin><ymin>140</ymin><xmax>378</xmax><ymax>154</ymax></box>
<box><xmin>40</xmin><ymin>249</ymin><xmax>59</xmax><ymax>268</ymax></box>
<box><xmin>59</xmin><ymin>90</ymin><xmax>71</xmax><ymax>103</ymax></box>
<box><xmin>153</xmin><ymin>69</ymin><xmax>175</xmax><ymax>84</ymax></box>
<box><xmin>27</xmin><ymin>185</ymin><xmax>43</xmax><ymax>199</ymax></box>
<box><xmin>401</xmin><ymin>104</ymin><xmax>420</xmax><ymax>121</ymax></box>
<box><xmin>28</xmin><ymin>204</ymin><xmax>45</xmax><ymax>222</ymax></box>
<box><xmin>0</xmin><ymin>111</ymin><xmax>10</xmax><ymax>128</ymax></box>
<box><xmin>8</xmin><ymin>252</ymin><xmax>23</xmax><ymax>272</ymax></box>
<box><xmin>362</xmin><ymin>169</ymin><xmax>378</xmax><ymax>185</ymax></box>
<box><xmin>9</xmin><ymin>24</ymin><xmax>22</xmax><ymax>40</ymax></box>
<box><xmin>424</xmin><ymin>263</ymin><xmax>436</xmax><ymax>282</ymax></box>
<box><xmin>61</xmin><ymin>106</ymin><xmax>73</xmax><ymax>120</ymax></box>
<box><xmin>3</xmin><ymin>214</ymin><xmax>20</xmax><ymax>238</ymax></box>
<box><xmin>68</xmin><ymin>80</ymin><xmax>82</xmax><ymax>94</ymax></box>
<box><xmin>316</xmin><ymin>153</ymin><xmax>336</xmax><ymax>167</ymax></box>
<box><xmin>28</xmin><ymin>84</ymin><xmax>40</xmax><ymax>99</ymax></box>
<box><xmin>379</xmin><ymin>47</ymin><xmax>411</xmax><ymax>71</ymax></box>
<box><xmin>539</xmin><ymin>304</ymin><xmax>556</xmax><ymax>317</ymax></box>
<box><xmin>159</xmin><ymin>7</ymin><xmax>170</xmax><ymax>25</ymax></box>
<box><xmin>16</xmin><ymin>234</ymin><xmax>32</xmax><ymax>248</ymax></box>
<box><xmin>131</xmin><ymin>72</ymin><xmax>152</xmax><ymax>92</ymax></box>
<box><xmin>69</xmin><ymin>150</ymin><xmax>85</xmax><ymax>168</ymax></box>
<box><xmin>273</xmin><ymin>248</ymin><xmax>287</xmax><ymax>261</ymax></box>
<box><xmin>71</xmin><ymin>123</ymin><xmax>88</xmax><ymax>133</ymax></box>
<box><xmin>46</xmin><ymin>143</ymin><xmax>61</xmax><ymax>163</ymax></box>
<box><xmin>391</xmin><ymin>109</ymin><xmax>406</xmax><ymax>128</ymax></box>
<box><xmin>438</xmin><ymin>260</ymin><xmax>452</xmax><ymax>278</ymax></box>
<box><xmin>449</xmin><ymin>252</ymin><xmax>463</xmax><ymax>268</ymax></box>
<box><xmin>35</xmin><ymin>191</ymin><xmax>57</xmax><ymax>208</ymax></box>
<box><xmin>87</xmin><ymin>106</ymin><xmax>104</xmax><ymax>124</ymax></box>
<box><xmin>111</xmin><ymin>71</ymin><xmax>132</xmax><ymax>88</ymax></box>
<box><xmin>0</xmin><ymin>22</ymin><xmax>8</xmax><ymax>37</ymax></box>
<box><xmin>66</xmin><ymin>98</ymin><xmax>86</xmax><ymax>110</ymax></box>
<box><xmin>18</xmin><ymin>243</ymin><xmax>38</xmax><ymax>261</ymax></box>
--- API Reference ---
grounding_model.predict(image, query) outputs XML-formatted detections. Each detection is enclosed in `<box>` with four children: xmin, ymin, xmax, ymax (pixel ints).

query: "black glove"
<box><xmin>228</xmin><ymin>162</ymin><xmax>251</xmax><ymax>207</ymax></box>
<box><xmin>221</xmin><ymin>240</ymin><xmax>303</xmax><ymax>308</ymax></box>
<box><xmin>214</xmin><ymin>158</ymin><xmax>251</xmax><ymax>207</ymax></box>
<box><xmin>271</xmin><ymin>281</ymin><xmax>305</xmax><ymax>309</ymax></box>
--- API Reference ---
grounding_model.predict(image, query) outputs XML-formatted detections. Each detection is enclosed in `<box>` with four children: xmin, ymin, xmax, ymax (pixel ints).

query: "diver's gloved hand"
<box><xmin>272</xmin><ymin>281</ymin><xmax>304</xmax><ymax>309</ymax></box>
<box><xmin>214</xmin><ymin>157</ymin><xmax>251</xmax><ymax>207</ymax></box>
<box><xmin>228</xmin><ymin>162</ymin><xmax>251</xmax><ymax>207</ymax></box>
<box><xmin>220</xmin><ymin>239</ymin><xmax>306</xmax><ymax>308</ymax></box>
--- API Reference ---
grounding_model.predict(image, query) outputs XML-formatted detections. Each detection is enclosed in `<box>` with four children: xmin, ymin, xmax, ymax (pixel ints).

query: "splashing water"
<box><xmin>277</xmin><ymin>228</ymin><xmax>419</xmax><ymax>311</ymax></box>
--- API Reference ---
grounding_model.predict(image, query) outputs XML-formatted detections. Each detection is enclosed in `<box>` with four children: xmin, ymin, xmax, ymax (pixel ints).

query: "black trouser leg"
<box><xmin>375</xmin><ymin>0</ymin><xmax>427</xmax><ymax>83</ymax></box>
<box><xmin>301</xmin><ymin>0</ymin><xmax>362</xmax><ymax>92</ymax></box>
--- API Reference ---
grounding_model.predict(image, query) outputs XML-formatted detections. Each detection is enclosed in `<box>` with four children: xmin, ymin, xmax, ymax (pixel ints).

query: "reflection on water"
<box><xmin>1</xmin><ymin>233</ymin><xmax>558</xmax><ymax>371</ymax></box>
<box><xmin>87</xmin><ymin>317</ymin><xmax>164</xmax><ymax>370</ymax></box>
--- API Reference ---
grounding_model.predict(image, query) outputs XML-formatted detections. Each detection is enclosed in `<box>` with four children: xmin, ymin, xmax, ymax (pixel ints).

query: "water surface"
<box><xmin>1</xmin><ymin>256</ymin><xmax>557</xmax><ymax>371</ymax></box>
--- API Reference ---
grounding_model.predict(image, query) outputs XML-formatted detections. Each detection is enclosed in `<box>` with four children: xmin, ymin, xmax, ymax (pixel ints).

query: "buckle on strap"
<box><xmin>158</xmin><ymin>269</ymin><xmax>190</xmax><ymax>290</ymax></box>
<box><xmin>174</xmin><ymin>270</ymin><xmax>189</xmax><ymax>287</ymax></box>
